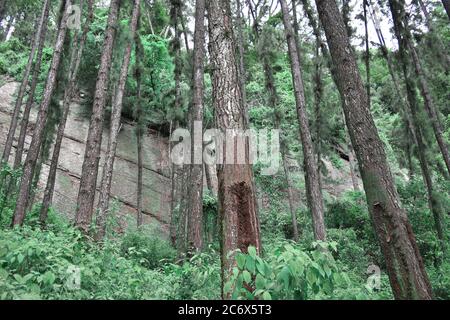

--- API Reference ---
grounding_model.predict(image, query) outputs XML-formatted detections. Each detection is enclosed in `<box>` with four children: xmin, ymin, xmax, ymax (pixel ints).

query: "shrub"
<box><xmin>120</xmin><ymin>225</ymin><xmax>176</xmax><ymax>269</ymax></box>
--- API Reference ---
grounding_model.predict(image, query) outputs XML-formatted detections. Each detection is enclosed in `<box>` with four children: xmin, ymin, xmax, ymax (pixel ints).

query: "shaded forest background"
<box><xmin>0</xmin><ymin>0</ymin><xmax>449</xmax><ymax>300</ymax></box>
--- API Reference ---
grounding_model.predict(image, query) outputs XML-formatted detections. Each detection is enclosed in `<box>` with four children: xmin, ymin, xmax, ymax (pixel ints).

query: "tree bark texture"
<box><xmin>75</xmin><ymin>0</ymin><xmax>120</xmax><ymax>233</ymax></box>
<box><xmin>315</xmin><ymin>0</ymin><xmax>433</xmax><ymax>300</ymax></box>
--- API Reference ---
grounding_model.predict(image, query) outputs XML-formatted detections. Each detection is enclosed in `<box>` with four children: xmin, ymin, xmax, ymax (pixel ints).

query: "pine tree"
<box><xmin>13</xmin><ymin>0</ymin><xmax>51</xmax><ymax>170</ymax></box>
<box><xmin>186</xmin><ymin>0</ymin><xmax>206</xmax><ymax>252</ymax></box>
<box><xmin>389</xmin><ymin>0</ymin><xmax>446</xmax><ymax>252</ymax></box>
<box><xmin>75</xmin><ymin>0</ymin><xmax>121</xmax><ymax>233</ymax></box>
<box><xmin>1</xmin><ymin>0</ymin><xmax>50</xmax><ymax>166</ymax></box>
<box><xmin>95</xmin><ymin>0</ymin><xmax>141</xmax><ymax>241</ymax></box>
<box><xmin>40</xmin><ymin>0</ymin><xmax>95</xmax><ymax>225</ymax></box>
<box><xmin>389</xmin><ymin>0</ymin><xmax>450</xmax><ymax>176</ymax></box>
<box><xmin>280</xmin><ymin>0</ymin><xmax>326</xmax><ymax>241</ymax></box>
<box><xmin>13</xmin><ymin>0</ymin><xmax>72</xmax><ymax>226</ymax></box>
<box><xmin>315</xmin><ymin>0</ymin><xmax>433</xmax><ymax>299</ymax></box>
<box><xmin>207</xmin><ymin>0</ymin><xmax>261</xmax><ymax>298</ymax></box>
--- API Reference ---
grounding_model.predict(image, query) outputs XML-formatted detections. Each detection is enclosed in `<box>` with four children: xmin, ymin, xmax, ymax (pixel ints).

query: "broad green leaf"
<box><xmin>243</xmin><ymin>270</ymin><xmax>252</xmax><ymax>284</ymax></box>
<box><xmin>17</xmin><ymin>253</ymin><xmax>24</xmax><ymax>264</ymax></box>
<box><xmin>246</xmin><ymin>255</ymin><xmax>256</xmax><ymax>274</ymax></box>
<box><xmin>262</xmin><ymin>291</ymin><xmax>272</xmax><ymax>300</ymax></box>
<box><xmin>236</xmin><ymin>253</ymin><xmax>246</xmax><ymax>270</ymax></box>
<box><xmin>255</xmin><ymin>274</ymin><xmax>266</xmax><ymax>290</ymax></box>
<box><xmin>248</xmin><ymin>246</ymin><xmax>257</xmax><ymax>258</ymax></box>
<box><xmin>277</xmin><ymin>266</ymin><xmax>291</xmax><ymax>290</ymax></box>
<box><xmin>306</xmin><ymin>268</ymin><xmax>316</xmax><ymax>285</ymax></box>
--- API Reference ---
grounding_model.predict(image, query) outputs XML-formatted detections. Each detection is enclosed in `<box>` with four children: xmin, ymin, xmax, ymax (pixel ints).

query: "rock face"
<box><xmin>0</xmin><ymin>81</ymin><xmax>172</xmax><ymax>232</ymax></box>
<box><xmin>0</xmin><ymin>80</ymin><xmax>365</xmax><ymax>235</ymax></box>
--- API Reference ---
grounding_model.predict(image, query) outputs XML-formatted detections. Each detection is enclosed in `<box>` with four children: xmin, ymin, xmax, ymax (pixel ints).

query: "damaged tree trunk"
<box><xmin>75</xmin><ymin>0</ymin><xmax>120</xmax><ymax>233</ymax></box>
<box><xmin>280</xmin><ymin>0</ymin><xmax>326</xmax><ymax>241</ymax></box>
<box><xmin>207</xmin><ymin>0</ymin><xmax>262</xmax><ymax>299</ymax></box>
<box><xmin>315</xmin><ymin>0</ymin><xmax>433</xmax><ymax>299</ymax></box>
<box><xmin>95</xmin><ymin>0</ymin><xmax>140</xmax><ymax>241</ymax></box>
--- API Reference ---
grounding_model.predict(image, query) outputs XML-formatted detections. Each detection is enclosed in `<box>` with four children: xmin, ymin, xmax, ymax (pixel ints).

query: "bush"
<box><xmin>0</xmin><ymin>223</ymin><xmax>178</xmax><ymax>299</ymax></box>
<box><xmin>120</xmin><ymin>225</ymin><xmax>176</xmax><ymax>269</ymax></box>
<box><xmin>225</xmin><ymin>241</ymin><xmax>354</xmax><ymax>300</ymax></box>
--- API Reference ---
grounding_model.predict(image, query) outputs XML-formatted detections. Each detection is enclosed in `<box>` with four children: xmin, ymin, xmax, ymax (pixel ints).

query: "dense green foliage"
<box><xmin>0</xmin><ymin>0</ymin><xmax>448</xmax><ymax>300</ymax></box>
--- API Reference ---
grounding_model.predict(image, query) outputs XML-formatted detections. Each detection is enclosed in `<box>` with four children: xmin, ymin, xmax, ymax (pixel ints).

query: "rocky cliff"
<box><xmin>0</xmin><ymin>81</ymin><xmax>172</xmax><ymax>232</ymax></box>
<box><xmin>0</xmin><ymin>79</ymin><xmax>364</xmax><ymax>233</ymax></box>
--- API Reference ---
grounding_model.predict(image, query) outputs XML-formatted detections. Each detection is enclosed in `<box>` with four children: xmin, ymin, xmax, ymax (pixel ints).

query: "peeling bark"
<box><xmin>207</xmin><ymin>0</ymin><xmax>261</xmax><ymax>299</ymax></box>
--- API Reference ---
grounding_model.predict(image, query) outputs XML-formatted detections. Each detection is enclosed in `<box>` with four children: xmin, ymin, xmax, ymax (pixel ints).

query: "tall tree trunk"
<box><xmin>301</xmin><ymin>0</ymin><xmax>362</xmax><ymax>190</ymax></box>
<box><xmin>95</xmin><ymin>0</ymin><xmax>140</xmax><ymax>241</ymax></box>
<box><xmin>13</xmin><ymin>5</ymin><xmax>50</xmax><ymax>170</ymax></box>
<box><xmin>342</xmin><ymin>0</ymin><xmax>353</xmax><ymax>38</ymax></box>
<box><xmin>363</xmin><ymin>0</ymin><xmax>371</xmax><ymax>107</ymax></box>
<box><xmin>417</xmin><ymin>0</ymin><xmax>450</xmax><ymax>71</ymax></box>
<box><xmin>389</xmin><ymin>0</ymin><xmax>450</xmax><ymax>176</ymax></box>
<box><xmin>348</xmin><ymin>144</ymin><xmax>360</xmax><ymax>191</ymax></box>
<box><xmin>368</xmin><ymin>0</ymin><xmax>419</xmax><ymax>148</ymax></box>
<box><xmin>39</xmin><ymin>0</ymin><xmax>94</xmax><ymax>225</ymax></box>
<box><xmin>442</xmin><ymin>0</ymin><xmax>450</xmax><ymax>20</ymax></box>
<box><xmin>207</xmin><ymin>0</ymin><xmax>262</xmax><ymax>299</ymax></box>
<box><xmin>280</xmin><ymin>0</ymin><xmax>326</xmax><ymax>241</ymax></box>
<box><xmin>292</xmin><ymin>0</ymin><xmax>304</xmax><ymax>67</ymax></box>
<box><xmin>187</xmin><ymin>0</ymin><xmax>206</xmax><ymax>252</ymax></box>
<box><xmin>74</xmin><ymin>0</ymin><xmax>120</xmax><ymax>233</ymax></box>
<box><xmin>12</xmin><ymin>0</ymin><xmax>71</xmax><ymax>226</ymax></box>
<box><xmin>282</xmin><ymin>154</ymin><xmax>299</xmax><ymax>241</ymax></box>
<box><xmin>235</xmin><ymin>0</ymin><xmax>246</xmax><ymax>111</ymax></box>
<box><xmin>180</xmin><ymin>13</ymin><xmax>190</xmax><ymax>52</ymax></box>
<box><xmin>389</xmin><ymin>0</ymin><xmax>446</xmax><ymax>250</ymax></box>
<box><xmin>313</xmin><ymin>35</ymin><xmax>324</xmax><ymax>191</ymax></box>
<box><xmin>315</xmin><ymin>0</ymin><xmax>432</xmax><ymax>300</ymax></box>
<box><xmin>135</xmin><ymin>30</ymin><xmax>144</xmax><ymax>228</ymax></box>
<box><xmin>177</xmin><ymin>166</ymin><xmax>189</xmax><ymax>254</ymax></box>
<box><xmin>204</xmin><ymin>163</ymin><xmax>215</xmax><ymax>195</ymax></box>
<box><xmin>169</xmin><ymin>0</ymin><xmax>184</xmax><ymax>250</ymax></box>
<box><xmin>0</xmin><ymin>0</ymin><xmax>6</xmax><ymax>26</ymax></box>
<box><xmin>255</xmin><ymin>16</ymin><xmax>299</xmax><ymax>242</ymax></box>
<box><xmin>1</xmin><ymin>0</ymin><xmax>50</xmax><ymax>165</ymax></box>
